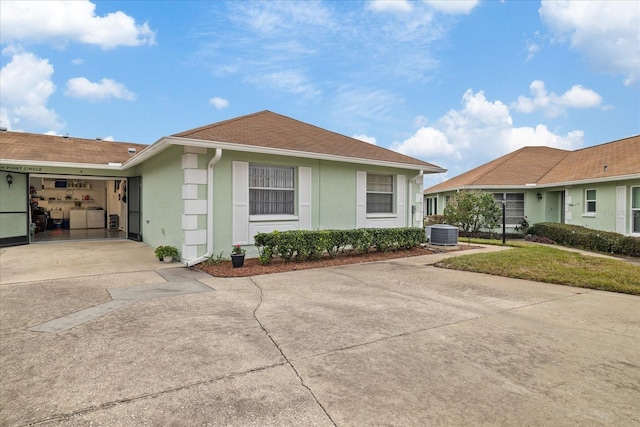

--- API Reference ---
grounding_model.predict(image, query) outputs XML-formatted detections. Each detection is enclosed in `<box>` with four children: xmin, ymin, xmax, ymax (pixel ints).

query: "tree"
<box><xmin>443</xmin><ymin>190</ymin><xmax>501</xmax><ymax>233</ymax></box>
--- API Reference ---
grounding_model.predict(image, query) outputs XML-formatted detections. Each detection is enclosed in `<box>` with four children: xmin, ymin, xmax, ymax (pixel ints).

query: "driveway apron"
<box><xmin>1</xmin><ymin>241</ymin><xmax>638</xmax><ymax>426</ymax></box>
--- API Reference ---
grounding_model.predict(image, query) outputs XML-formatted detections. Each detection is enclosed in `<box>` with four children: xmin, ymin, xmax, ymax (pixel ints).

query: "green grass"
<box><xmin>437</xmin><ymin>244</ymin><xmax>640</xmax><ymax>295</ymax></box>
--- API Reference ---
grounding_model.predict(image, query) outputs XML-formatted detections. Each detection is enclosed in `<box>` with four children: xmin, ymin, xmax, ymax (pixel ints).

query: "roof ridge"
<box><xmin>470</xmin><ymin>147</ymin><xmax>525</xmax><ymax>183</ymax></box>
<box><xmin>571</xmin><ymin>133</ymin><xmax>640</xmax><ymax>153</ymax></box>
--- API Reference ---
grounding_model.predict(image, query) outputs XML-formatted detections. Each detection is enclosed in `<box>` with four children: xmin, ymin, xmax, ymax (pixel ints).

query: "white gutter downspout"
<box><xmin>185</xmin><ymin>148</ymin><xmax>222</xmax><ymax>267</ymax></box>
<box><xmin>409</xmin><ymin>170</ymin><xmax>424</xmax><ymax>227</ymax></box>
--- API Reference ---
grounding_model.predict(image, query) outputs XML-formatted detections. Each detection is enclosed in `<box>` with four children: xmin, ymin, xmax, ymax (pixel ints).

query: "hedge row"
<box><xmin>254</xmin><ymin>228</ymin><xmax>426</xmax><ymax>265</ymax></box>
<box><xmin>458</xmin><ymin>231</ymin><xmax>526</xmax><ymax>240</ymax></box>
<box><xmin>528</xmin><ymin>222</ymin><xmax>640</xmax><ymax>257</ymax></box>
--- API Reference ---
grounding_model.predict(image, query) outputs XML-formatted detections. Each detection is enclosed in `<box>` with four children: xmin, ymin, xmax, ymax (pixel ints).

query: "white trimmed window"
<box><xmin>585</xmin><ymin>189</ymin><xmax>596</xmax><ymax>214</ymax></box>
<box><xmin>366</xmin><ymin>174</ymin><xmax>394</xmax><ymax>213</ymax></box>
<box><xmin>494</xmin><ymin>193</ymin><xmax>525</xmax><ymax>225</ymax></box>
<box><xmin>249</xmin><ymin>164</ymin><xmax>294</xmax><ymax>215</ymax></box>
<box><xmin>632</xmin><ymin>186</ymin><xmax>640</xmax><ymax>234</ymax></box>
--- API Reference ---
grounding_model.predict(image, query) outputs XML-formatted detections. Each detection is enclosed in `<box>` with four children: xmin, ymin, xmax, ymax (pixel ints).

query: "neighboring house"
<box><xmin>424</xmin><ymin>135</ymin><xmax>640</xmax><ymax>236</ymax></box>
<box><xmin>0</xmin><ymin>110</ymin><xmax>446</xmax><ymax>264</ymax></box>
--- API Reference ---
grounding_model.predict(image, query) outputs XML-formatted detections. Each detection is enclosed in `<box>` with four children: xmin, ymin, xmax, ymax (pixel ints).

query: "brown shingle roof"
<box><xmin>0</xmin><ymin>131</ymin><xmax>148</xmax><ymax>165</ymax></box>
<box><xmin>539</xmin><ymin>135</ymin><xmax>640</xmax><ymax>183</ymax></box>
<box><xmin>173</xmin><ymin>110</ymin><xmax>444</xmax><ymax>170</ymax></box>
<box><xmin>424</xmin><ymin>135</ymin><xmax>640</xmax><ymax>193</ymax></box>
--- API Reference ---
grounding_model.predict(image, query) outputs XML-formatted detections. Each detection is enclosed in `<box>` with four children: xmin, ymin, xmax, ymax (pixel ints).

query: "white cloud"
<box><xmin>0</xmin><ymin>50</ymin><xmax>64</xmax><ymax>131</ymax></box>
<box><xmin>540</xmin><ymin>1</ymin><xmax>640</xmax><ymax>85</ymax></box>
<box><xmin>102</xmin><ymin>136</ymin><xmax>115</xmax><ymax>142</ymax></box>
<box><xmin>0</xmin><ymin>0</ymin><xmax>155</xmax><ymax>50</ymax></box>
<box><xmin>413</xmin><ymin>115</ymin><xmax>429</xmax><ymax>128</ymax></box>
<box><xmin>247</xmin><ymin>70</ymin><xmax>321</xmax><ymax>99</ymax></box>
<box><xmin>391</xmin><ymin>88</ymin><xmax>584</xmax><ymax>177</ymax></box>
<box><xmin>390</xmin><ymin>127</ymin><xmax>458</xmax><ymax>159</ymax></box>
<box><xmin>504</xmin><ymin>126</ymin><xmax>583</xmax><ymax>152</ymax></box>
<box><xmin>353</xmin><ymin>134</ymin><xmax>378</xmax><ymax>145</ymax></box>
<box><xmin>209</xmin><ymin>97</ymin><xmax>229</xmax><ymax>110</ymax></box>
<box><xmin>424</xmin><ymin>0</ymin><xmax>480</xmax><ymax>14</ymax></box>
<box><xmin>72</xmin><ymin>58</ymin><xmax>84</xmax><ymax>65</ymax></box>
<box><xmin>368</xmin><ymin>0</ymin><xmax>413</xmax><ymax>13</ymax></box>
<box><xmin>65</xmin><ymin>77</ymin><xmax>136</xmax><ymax>101</ymax></box>
<box><xmin>526</xmin><ymin>41</ymin><xmax>541</xmax><ymax>61</ymax></box>
<box><xmin>512</xmin><ymin>80</ymin><xmax>602</xmax><ymax>117</ymax></box>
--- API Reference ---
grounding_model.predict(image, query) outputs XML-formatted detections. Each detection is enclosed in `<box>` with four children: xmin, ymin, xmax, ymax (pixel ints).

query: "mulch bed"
<box><xmin>195</xmin><ymin>244</ymin><xmax>478</xmax><ymax>277</ymax></box>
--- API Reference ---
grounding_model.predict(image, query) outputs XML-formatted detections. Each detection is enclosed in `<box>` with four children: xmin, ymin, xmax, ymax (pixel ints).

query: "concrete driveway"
<box><xmin>1</xmin><ymin>241</ymin><xmax>639</xmax><ymax>426</ymax></box>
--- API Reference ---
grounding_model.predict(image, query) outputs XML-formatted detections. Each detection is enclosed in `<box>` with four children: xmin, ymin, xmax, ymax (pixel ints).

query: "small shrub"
<box><xmin>204</xmin><ymin>251</ymin><xmax>226</xmax><ymax>265</ymax></box>
<box><xmin>155</xmin><ymin>245</ymin><xmax>179</xmax><ymax>259</ymax></box>
<box><xmin>258</xmin><ymin>246</ymin><xmax>273</xmax><ymax>265</ymax></box>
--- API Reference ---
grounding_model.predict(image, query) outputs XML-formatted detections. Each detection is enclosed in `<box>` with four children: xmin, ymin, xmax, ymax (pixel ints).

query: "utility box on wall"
<box><xmin>429</xmin><ymin>224</ymin><xmax>458</xmax><ymax>246</ymax></box>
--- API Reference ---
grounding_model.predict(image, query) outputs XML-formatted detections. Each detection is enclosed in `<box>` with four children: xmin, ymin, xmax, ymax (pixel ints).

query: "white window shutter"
<box><xmin>232</xmin><ymin>161</ymin><xmax>250</xmax><ymax>244</ymax></box>
<box><xmin>396</xmin><ymin>175</ymin><xmax>406</xmax><ymax>226</ymax></box>
<box><xmin>356</xmin><ymin>171</ymin><xmax>367</xmax><ymax>228</ymax></box>
<box><xmin>299</xmin><ymin>167</ymin><xmax>312</xmax><ymax>230</ymax></box>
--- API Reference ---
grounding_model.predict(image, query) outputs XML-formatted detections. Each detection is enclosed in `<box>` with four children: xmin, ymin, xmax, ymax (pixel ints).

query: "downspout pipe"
<box><xmin>185</xmin><ymin>148</ymin><xmax>222</xmax><ymax>267</ymax></box>
<box><xmin>409</xmin><ymin>170</ymin><xmax>424</xmax><ymax>227</ymax></box>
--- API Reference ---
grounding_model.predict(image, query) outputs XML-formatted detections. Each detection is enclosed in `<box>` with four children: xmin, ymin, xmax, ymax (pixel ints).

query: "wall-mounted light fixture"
<box><xmin>536</xmin><ymin>192</ymin><xmax>542</xmax><ymax>201</ymax></box>
<box><xmin>6</xmin><ymin>173</ymin><xmax>13</xmax><ymax>188</ymax></box>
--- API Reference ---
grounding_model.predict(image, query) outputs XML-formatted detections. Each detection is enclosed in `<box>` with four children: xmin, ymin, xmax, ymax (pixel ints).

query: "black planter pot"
<box><xmin>231</xmin><ymin>254</ymin><xmax>245</xmax><ymax>268</ymax></box>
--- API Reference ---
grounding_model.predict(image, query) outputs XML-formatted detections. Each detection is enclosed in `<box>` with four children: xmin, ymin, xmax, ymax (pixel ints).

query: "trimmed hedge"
<box><xmin>458</xmin><ymin>230</ymin><xmax>525</xmax><ymax>240</ymax></box>
<box><xmin>254</xmin><ymin>228</ymin><xmax>426</xmax><ymax>265</ymax></box>
<box><xmin>528</xmin><ymin>222</ymin><xmax>640</xmax><ymax>257</ymax></box>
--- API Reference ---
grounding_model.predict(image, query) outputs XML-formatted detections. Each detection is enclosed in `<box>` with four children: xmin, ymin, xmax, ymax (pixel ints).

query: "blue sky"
<box><xmin>1</xmin><ymin>0</ymin><xmax>638</xmax><ymax>188</ymax></box>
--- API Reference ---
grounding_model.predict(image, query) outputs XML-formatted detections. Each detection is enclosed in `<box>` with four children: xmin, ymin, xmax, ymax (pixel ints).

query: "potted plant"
<box><xmin>155</xmin><ymin>245</ymin><xmax>179</xmax><ymax>263</ymax></box>
<box><xmin>230</xmin><ymin>244</ymin><xmax>246</xmax><ymax>268</ymax></box>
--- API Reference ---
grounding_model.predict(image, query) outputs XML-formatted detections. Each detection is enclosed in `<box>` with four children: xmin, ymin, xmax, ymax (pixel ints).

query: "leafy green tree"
<box><xmin>443</xmin><ymin>190</ymin><xmax>501</xmax><ymax>233</ymax></box>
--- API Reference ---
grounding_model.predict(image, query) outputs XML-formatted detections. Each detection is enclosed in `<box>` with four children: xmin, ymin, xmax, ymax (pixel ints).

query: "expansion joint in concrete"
<box><xmin>249</xmin><ymin>278</ymin><xmax>337</xmax><ymax>427</ymax></box>
<box><xmin>21</xmin><ymin>362</ymin><xmax>287</xmax><ymax>426</ymax></box>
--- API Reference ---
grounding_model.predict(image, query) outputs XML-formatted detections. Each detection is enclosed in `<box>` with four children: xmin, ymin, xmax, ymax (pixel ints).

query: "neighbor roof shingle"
<box><xmin>173</xmin><ymin>110</ymin><xmax>443</xmax><ymax>170</ymax></box>
<box><xmin>0</xmin><ymin>132</ymin><xmax>148</xmax><ymax>165</ymax></box>
<box><xmin>424</xmin><ymin>135</ymin><xmax>640</xmax><ymax>193</ymax></box>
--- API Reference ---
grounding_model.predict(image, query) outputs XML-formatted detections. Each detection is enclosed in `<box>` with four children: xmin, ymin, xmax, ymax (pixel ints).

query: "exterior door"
<box><xmin>616</xmin><ymin>186</ymin><xmax>626</xmax><ymax>234</ymax></box>
<box><xmin>127</xmin><ymin>176</ymin><xmax>142</xmax><ymax>241</ymax></box>
<box><xmin>0</xmin><ymin>171</ymin><xmax>29</xmax><ymax>247</ymax></box>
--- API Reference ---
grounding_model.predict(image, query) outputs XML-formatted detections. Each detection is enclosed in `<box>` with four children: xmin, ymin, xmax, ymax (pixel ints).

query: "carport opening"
<box><xmin>29</xmin><ymin>174</ymin><xmax>128</xmax><ymax>243</ymax></box>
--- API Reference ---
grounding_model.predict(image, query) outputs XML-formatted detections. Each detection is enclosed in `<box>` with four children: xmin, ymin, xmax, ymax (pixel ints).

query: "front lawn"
<box><xmin>436</xmin><ymin>244</ymin><xmax>640</xmax><ymax>295</ymax></box>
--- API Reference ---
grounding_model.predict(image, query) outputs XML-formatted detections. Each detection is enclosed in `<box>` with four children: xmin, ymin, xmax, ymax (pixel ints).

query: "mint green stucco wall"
<box><xmin>204</xmin><ymin>150</ymin><xmax>423</xmax><ymax>259</ymax></box>
<box><xmin>428</xmin><ymin>179</ymin><xmax>640</xmax><ymax>235</ymax></box>
<box><xmin>562</xmin><ymin>179</ymin><xmax>640</xmax><ymax>234</ymax></box>
<box><xmin>134</xmin><ymin>145</ymin><xmax>184</xmax><ymax>254</ymax></box>
<box><xmin>0</xmin><ymin>171</ymin><xmax>28</xmax><ymax>239</ymax></box>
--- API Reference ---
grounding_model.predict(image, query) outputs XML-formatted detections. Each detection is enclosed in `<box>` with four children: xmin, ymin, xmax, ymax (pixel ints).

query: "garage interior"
<box><xmin>30</xmin><ymin>175</ymin><xmax>128</xmax><ymax>242</ymax></box>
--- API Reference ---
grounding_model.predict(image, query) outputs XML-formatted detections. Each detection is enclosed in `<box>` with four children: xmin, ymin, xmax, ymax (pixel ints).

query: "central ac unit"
<box><xmin>429</xmin><ymin>224</ymin><xmax>458</xmax><ymax>246</ymax></box>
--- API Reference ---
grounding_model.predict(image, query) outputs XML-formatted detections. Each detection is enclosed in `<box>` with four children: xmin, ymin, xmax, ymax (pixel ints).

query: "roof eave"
<box><xmin>537</xmin><ymin>173</ymin><xmax>640</xmax><ymax>187</ymax></box>
<box><xmin>0</xmin><ymin>158</ymin><xmax>126</xmax><ymax>170</ymax></box>
<box><xmin>165</xmin><ymin>136</ymin><xmax>446</xmax><ymax>173</ymax></box>
<box><xmin>424</xmin><ymin>174</ymin><xmax>640</xmax><ymax>194</ymax></box>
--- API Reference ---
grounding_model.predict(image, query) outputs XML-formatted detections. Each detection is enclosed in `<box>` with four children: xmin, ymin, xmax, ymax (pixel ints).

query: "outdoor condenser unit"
<box><xmin>429</xmin><ymin>224</ymin><xmax>458</xmax><ymax>246</ymax></box>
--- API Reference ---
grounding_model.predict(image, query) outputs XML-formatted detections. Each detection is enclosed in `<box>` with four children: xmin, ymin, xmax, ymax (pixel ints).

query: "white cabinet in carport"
<box><xmin>87</xmin><ymin>209</ymin><xmax>105</xmax><ymax>229</ymax></box>
<box><xmin>69</xmin><ymin>209</ymin><xmax>87</xmax><ymax>229</ymax></box>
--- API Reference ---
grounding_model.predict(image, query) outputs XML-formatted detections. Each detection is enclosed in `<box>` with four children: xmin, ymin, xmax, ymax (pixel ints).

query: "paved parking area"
<box><xmin>1</xmin><ymin>241</ymin><xmax>639</xmax><ymax>426</ymax></box>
